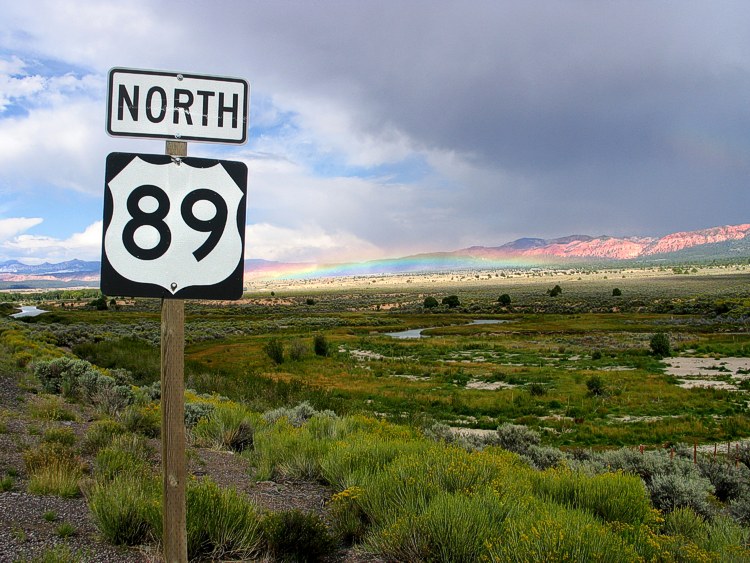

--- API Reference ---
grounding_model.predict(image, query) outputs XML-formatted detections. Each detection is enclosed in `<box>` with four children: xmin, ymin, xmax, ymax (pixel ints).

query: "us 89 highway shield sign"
<box><xmin>101</xmin><ymin>153</ymin><xmax>247</xmax><ymax>299</ymax></box>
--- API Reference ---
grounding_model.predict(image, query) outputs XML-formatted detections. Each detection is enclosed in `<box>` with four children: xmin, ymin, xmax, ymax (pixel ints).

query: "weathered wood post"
<box><xmin>161</xmin><ymin>139</ymin><xmax>188</xmax><ymax>563</ymax></box>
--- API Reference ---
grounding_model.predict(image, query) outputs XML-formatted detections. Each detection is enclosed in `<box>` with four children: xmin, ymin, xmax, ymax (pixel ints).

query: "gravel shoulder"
<box><xmin>0</xmin><ymin>370</ymin><xmax>379</xmax><ymax>562</ymax></box>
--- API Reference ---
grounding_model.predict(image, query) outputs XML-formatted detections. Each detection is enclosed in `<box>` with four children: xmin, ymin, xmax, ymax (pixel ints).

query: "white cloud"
<box><xmin>246</xmin><ymin>222</ymin><xmax>381</xmax><ymax>263</ymax></box>
<box><xmin>0</xmin><ymin>217</ymin><xmax>43</xmax><ymax>241</ymax></box>
<box><xmin>1</xmin><ymin>221</ymin><xmax>102</xmax><ymax>262</ymax></box>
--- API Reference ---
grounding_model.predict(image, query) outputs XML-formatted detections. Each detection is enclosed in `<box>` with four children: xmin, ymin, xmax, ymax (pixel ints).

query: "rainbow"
<box><xmin>244</xmin><ymin>253</ymin><xmax>557</xmax><ymax>280</ymax></box>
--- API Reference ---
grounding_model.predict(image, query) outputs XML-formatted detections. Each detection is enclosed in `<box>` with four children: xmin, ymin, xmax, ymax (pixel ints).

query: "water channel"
<box><xmin>385</xmin><ymin>319</ymin><xmax>510</xmax><ymax>339</ymax></box>
<box><xmin>10</xmin><ymin>306</ymin><xmax>48</xmax><ymax>318</ymax></box>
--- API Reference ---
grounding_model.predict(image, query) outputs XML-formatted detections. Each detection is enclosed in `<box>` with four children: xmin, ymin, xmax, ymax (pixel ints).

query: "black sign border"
<box><xmin>101</xmin><ymin>152</ymin><xmax>247</xmax><ymax>300</ymax></box>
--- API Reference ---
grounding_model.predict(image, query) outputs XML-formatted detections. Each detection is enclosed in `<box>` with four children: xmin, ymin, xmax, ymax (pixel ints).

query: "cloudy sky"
<box><xmin>1</xmin><ymin>1</ymin><xmax>749</xmax><ymax>265</ymax></box>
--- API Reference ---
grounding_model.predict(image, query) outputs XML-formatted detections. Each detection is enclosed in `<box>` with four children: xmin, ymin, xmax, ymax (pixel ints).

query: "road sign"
<box><xmin>101</xmin><ymin>152</ymin><xmax>247</xmax><ymax>299</ymax></box>
<box><xmin>107</xmin><ymin>67</ymin><xmax>249</xmax><ymax>144</ymax></box>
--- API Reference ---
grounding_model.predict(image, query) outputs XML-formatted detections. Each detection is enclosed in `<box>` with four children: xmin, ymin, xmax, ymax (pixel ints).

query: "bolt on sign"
<box><xmin>107</xmin><ymin>67</ymin><xmax>249</xmax><ymax>144</ymax></box>
<box><xmin>101</xmin><ymin>152</ymin><xmax>247</xmax><ymax>299</ymax></box>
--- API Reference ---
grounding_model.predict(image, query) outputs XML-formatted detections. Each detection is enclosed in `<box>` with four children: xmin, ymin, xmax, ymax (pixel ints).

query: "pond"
<box><xmin>385</xmin><ymin>319</ymin><xmax>509</xmax><ymax>339</ymax></box>
<box><xmin>11</xmin><ymin>306</ymin><xmax>49</xmax><ymax>318</ymax></box>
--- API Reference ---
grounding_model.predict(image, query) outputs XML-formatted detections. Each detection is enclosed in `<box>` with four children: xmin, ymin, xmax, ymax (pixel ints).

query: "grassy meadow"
<box><xmin>2</xmin><ymin>263</ymin><xmax>750</xmax><ymax>560</ymax></box>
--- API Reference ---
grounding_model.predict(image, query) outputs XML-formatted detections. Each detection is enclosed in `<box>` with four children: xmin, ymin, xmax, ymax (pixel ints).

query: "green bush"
<box><xmin>423</xmin><ymin>296</ymin><xmax>439</xmax><ymax>309</ymax></box>
<box><xmin>120</xmin><ymin>404</ymin><xmax>160</xmax><ymax>437</ymax></box>
<box><xmin>184</xmin><ymin>401</ymin><xmax>215</xmax><ymax>428</ymax></box>
<box><xmin>264</xmin><ymin>338</ymin><xmax>284</xmax><ymax>364</ymax></box>
<box><xmin>24</xmin><ymin>443</ymin><xmax>84</xmax><ymax>498</ymax></box>
<box><xmin>184</xmin><ymin>479</ymin><xmax>262</xmax><ymax>560</ymax></box>
<box><xmin>531</xmin><ymin>468</ymin><xmax>653</xmax><ymax>526</ymax></box>
<box><xmin>94</xmin><ymin>434</ymin><xmax>151</xmax><ymax>481</ymax></box>
<box><xmin>498</xmin><ymin>294</ymin><xmax>512</xmax><ymax>306</ymax></box>
<box><xmin>495</xmin><ymin>423</ymin><xmax>540</xmax><ymax>453</ymax></box>
<box><xmin>650</xmin><ymin>332</ymin><xmax>672</xmax><ymax>357</ymax></box>
<box><xmin>487</xmin><ymin>499</ymin><xmax>641</xmax><ymax>562</ymax></box>
<box><xmin>288</xmin><ymin>339</ymin><xmax>308</xmax><ymax>361</ymax></box>
<box><xmin>28</xmin><ymin>394</ymin><xmax>77</xmax><ymax>422</ymax></box>
<box><xmin>42</xmin><ymin>426</ymin><xmax>77</xmax><ymax>448</ymax></box>
<box><xmin>442</xmin><ymin>295</ymin><xmax>460</xmax><ymax>308</ymax></box>
<box><xmin>81</xmin><ymin>419</ymin><xmax>126</xmax><ymax>454</ymax></box>
<box><xmin>86</xmin><ymin>475</ymin><xmax>160</xmax><ymax>546</ymax></box>
<box><xmin>313</xmin><ymin>334</ymin><xmax>330</xmax><ymax>356</ymax></box>
<box><xmin>261</xmin><ymin>509</ymin><xmax>335</xmax><ymax>562</ymax></box>
<box><xmin>586</xmin><ymin>375</ymin><xmax>606</xmax><ymax>396</ymax></box>
<box><xmin>193</xmin><ymin>403</ymin><xmax>257</xmax><ymax>452</ymax></box>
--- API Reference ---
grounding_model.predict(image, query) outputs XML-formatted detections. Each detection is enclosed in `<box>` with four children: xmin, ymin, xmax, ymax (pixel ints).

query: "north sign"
<box><xmin>107</xmin><ymin>68</ymin><xmax>249</xmax><ymax>144</ymax></box>
<box><xmin>101</xmin><ymin>152</ymin><xmax>247</xmax><ymax>299</ymax></box>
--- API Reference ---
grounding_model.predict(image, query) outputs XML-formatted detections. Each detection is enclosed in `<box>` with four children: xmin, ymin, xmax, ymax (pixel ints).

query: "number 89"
<box><xmin>122</xmin><ymin>185</ymin><xmax>228</xmax><ymax>262</ymax></box>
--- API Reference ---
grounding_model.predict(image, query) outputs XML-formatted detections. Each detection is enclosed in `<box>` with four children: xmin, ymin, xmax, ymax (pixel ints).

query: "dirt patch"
<box><xmin>663</xmin><ymin>357</ymin><xmax>750</xmax><ymax>390</ymax></box>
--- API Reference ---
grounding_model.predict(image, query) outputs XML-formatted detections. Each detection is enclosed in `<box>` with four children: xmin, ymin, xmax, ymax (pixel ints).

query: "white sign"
<box><xmin>107</xmin><ymin>68</ymin><xmax>249</xmax><ymax>144</ymax></box>
<box><xmin>101</xmin><ymin>153</ymin><xmax>247</xmax><ymax>299</ymax></box>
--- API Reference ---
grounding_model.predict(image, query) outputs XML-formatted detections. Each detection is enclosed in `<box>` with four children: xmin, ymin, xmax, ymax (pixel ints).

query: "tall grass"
<box><xmin>24</xmin><ymin>443</ymin><xmax>83</xmax><ymax>498</ymax></box>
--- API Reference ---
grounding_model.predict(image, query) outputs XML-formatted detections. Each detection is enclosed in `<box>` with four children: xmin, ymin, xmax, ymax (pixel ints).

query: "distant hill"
<box><xmin>1</xmin><ymin>223</ymin><xmax>748</xmax><ymax>287</ymax></box>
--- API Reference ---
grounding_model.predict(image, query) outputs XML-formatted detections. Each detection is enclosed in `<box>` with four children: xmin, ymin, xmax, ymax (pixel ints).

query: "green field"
<box><xmin>6</xmin><ymin>265</ymin><xmax>750</xmax><ymax>448</ymax></box>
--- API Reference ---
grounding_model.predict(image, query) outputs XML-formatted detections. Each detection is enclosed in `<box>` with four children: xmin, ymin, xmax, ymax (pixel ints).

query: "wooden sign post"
<box><xmin>103</xmin><ymin>68</ymin><xmax>249</xmax><ymax>563</ymax></box>
<box><xmin>162</xmin><ymin>140</ymin><xmax>187</xmax><ymax>563</ymax></box>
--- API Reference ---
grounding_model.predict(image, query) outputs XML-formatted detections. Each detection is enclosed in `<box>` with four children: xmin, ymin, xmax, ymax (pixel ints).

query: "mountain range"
<box><xmin>1</xmin><ymin>223</ymin><xmax>749</xmax><ymax>288</ymax></box>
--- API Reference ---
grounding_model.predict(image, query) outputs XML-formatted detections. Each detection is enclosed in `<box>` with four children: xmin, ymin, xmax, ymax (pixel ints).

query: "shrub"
<box><xmin>697</xmin><ymin>458</ymin><xmax>749</xmax><ymax>502</ymax></box>
<box><xmin>81</xmin><ymin>419</ymin><xmax>126</xmax><ymax>454</ymax></box>
<box><xmin>442</xmin><ymin>295</ymin><xmax>460</xmax><ymax>308</ymax></box>
<box><xmin>0</xmin><ymin>475</ymin><xmax>13</xmax><ymax>492</ymax></box>
<box><xmin>729</xmin><ymin>489</ymin><xmax>750</xmax><ymax>525</ymax></box>
<box><xmin>193</xmin><ymin>403</ymin><xmax>257</xmax><ymax>452</ymax></box>
<box><xmin>33</xmin><ymin>358</ymin><xmax>95</xmax><ymax>395</ymax></box>
<box><xmin>531</xmin><ymin>468</ymin><xmax>653</xmax><ymax>526</ymax></box>
<box><xmin>120</xmin><ymin>404</ymin><xmax>160</xmax><ymax>437</ymax></box>
<box><xmin>547</xmin><ymin>284</ymin><xmax>562</xmax><ymax>297</ymax></box>
<box><xmin>91</xmin><ymin>382</ymin><xmax>134</xmax><ymax>416</ymax></box>
<box><xmin>423</xmin><ymin>296</ymin><xmax>439</xmax><ymax>309</ymax></box>
<box><xmin>528</xmin><ymin>382</ymin><xmax>546</xmax><ymax>396</ymax></box>
<box><xmin>250</xmin><ymin>421</ymin><xmax>330</xmax><ymax>481</ymax></box>
<box><xmin>495</xmin><ymin>423</ymin><xmax>540</xmax><ymax>454</ymax></box>
<box><xmin>313</xmin><ymin>334</ymin><xmax>330</xmax><ymax>357</ymax></box>
<box><xmin>523</xmin><ymin>445</ymin><xmax>567</xmax><ymax>470</ymax></box>
<box><xmin>261</xmin><ymin>509</ymin><xmax>335</xmax><ymax>562</ymax></box>
<box><xmin>184</xmin><ymin>401</ymin><xmax>215</xmax><ymax>428</ymax></box>
<box><xmin>650</xmin><ymin>332</ymin><xmax>672</xmax><ymax>357</ymax></box>
<box><xmin>94</xmin><ymin>434</ymin><xmax>151</xmax><ymax>481</ymax></box>
<box><xmin>586</xmin><ymin>375</ymin><xmax>606</xmax><ymax>396</ymax></box>
<box><xmin>649</xmin><ymin>472</ymin><xmax>716</xmax><ymax>518</ymax></box>
<box><xmin>42</xmin><ymin>427</ymin><xmax>77</xmax><ymax>448</ymax></box>
<box><xmin>487</xmin><ymin>499</ymin><xmax>641</xmax><ymax>563</ymax></box>
<box><xmin>55</xmin><ymin>522</ymin><xmax>76</xmax><ymax>538</ymax></box>
<box><xmin>612</xmin><ymin>288</ymin><xmax>622</xmax><ymax>296</ymax></box>
<box><xmin>28</xmin><ymin>394</ymin><xmax>77</xmax><ymax>422</ymax></box>
<box><xmin>498</xmin><ymin>294</ymin><xmax>511</xmax><ymax>306</ymax></box>
<box><xmin>288</xmin><ymin>339</ymin><xmax>308</xmax><ymax>361</ymax></box>
<box><xmin>329</xmin><ymin>486</ymin><xmax>367</xmax><ymax>544</ymax></box>
<box><xmin>24</xmin><ymin>443</ymin><xmax>84</xmax><ymax>498</ymax></box>
<box><xmin>263</xmin><ymin>401</ymin><xmax>332</xmax><ymax>427</ymax></box>
<box><xmin>184</xmin><ymin>479</ymin><xmax>262</xmax><ymax>560</ymax></box>
<box><xmin>264</xmin><ymin>338</ymin><xmax>284</xmax><ymax>364</ymax></box>
<box><xmin>86</xmin><ymin>475</ymin><xmax>160</xmax><ymax>546</ymax></box>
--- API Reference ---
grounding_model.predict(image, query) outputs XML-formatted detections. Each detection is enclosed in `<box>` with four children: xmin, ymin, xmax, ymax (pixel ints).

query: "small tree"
<box><xmin>498</xmin><ymin>294</ymin><xmax>511</xmax><ymax>306</ymax></box>
<box><xmin>265</xmin><ymin>338</ymin><xmax>284</xmax><ymax>364</ymax></box>
<box><xmin>423</xmin><ymin>296</ymin><xmax>439</xmax><ymax>309</ymax></box>
<box><xmin>442</xmin><ymin>295</ymin><xmax>461</xmax><ymax>308</ymax></box>
<box><xmin>586</xmin><ymin>375</ymin><xmax>606</xmax><ymax>396</ymax></box>
<box><xmin>547</xmin><ymin>285</ymin><xmax>562</xmax><ymax>297</ymax></box>
<box><xmin>612</xmin><ymin>288</ymin><xmax>622</xmax><ymax>297</ymax></box>
<box><xmin>313</xmin><ymin>334</ymin><xmax>329</xmax><ymax>357</ymax></box>
<box><xmin>650</xmin><ymin>333</ymin><xmax>672</xmax><ymax>358</ymax></box>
